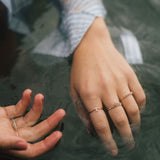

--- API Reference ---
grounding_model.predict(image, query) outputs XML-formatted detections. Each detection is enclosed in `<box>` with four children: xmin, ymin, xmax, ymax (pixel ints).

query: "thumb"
<box><xmin>0</xmin><ymin>134</ymin><xmax>27</xmax><ymax>150</ymax></box>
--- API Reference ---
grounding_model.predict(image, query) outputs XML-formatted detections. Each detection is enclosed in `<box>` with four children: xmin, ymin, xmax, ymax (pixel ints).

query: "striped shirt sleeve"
<box><xmin>60</xmin><ymin>0</ymin><xmax>107</xmax><ymax>55</ymax></box>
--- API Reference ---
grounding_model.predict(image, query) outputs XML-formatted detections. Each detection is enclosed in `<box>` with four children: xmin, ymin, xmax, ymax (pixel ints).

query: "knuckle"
<box><xmin>80</xmin><ymin>86</ymin><xmax>96</xmax><ymax>98</ymax></box>
<box><xmin>101</xmin><ymin>76</ymin><xmax>114</xmax><ymax>91</ymax></box>
<box><xmin>114</xmin><ymin>116</ymin><xmax>127</xmax><ymax>127</ymax></box>
<box><xmin>137</xmin><ymin>94</ymin><xmax>146</xmax><ymax>106</ymax></box>
<box><xmin>128</xmin><ymin>107</ymin><xmax>139</xmax><ymax>117</ymax></box>
<box><xmin>124</xmin><ymin>67</ymin><xmax>135</xmax><ymax>78</ymax></box>
<box><xmin>95</xmin><ymin>123</ymin><xmax>107</xmax><ymax>133</ymax></box>
<box><xmin>114</xmin><ymin>72</ymin><xmax>125</xmax><ymax>82</ymax></box>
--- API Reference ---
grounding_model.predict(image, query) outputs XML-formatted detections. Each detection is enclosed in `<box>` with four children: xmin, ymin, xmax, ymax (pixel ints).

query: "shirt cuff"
<box><xmin>60</xmin><ymin>0</ymin><xmax>106</xmax><ymax>55</ymax></box>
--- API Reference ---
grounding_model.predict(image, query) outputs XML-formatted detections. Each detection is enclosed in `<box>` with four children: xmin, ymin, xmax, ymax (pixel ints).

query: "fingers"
<box><xmin>128</xmin><ymin>73</ymin><xmax>146</xmax><ymax>112</ymax></box>
<box><xmin>9</xmin><ymin>131</ymin><xmax>62</xmax><ymax>159</ymax></box>
<box><xmin>80</xmin><ymin>95</ymin><xmax>118</xmax><ymax>155</ymax></box>
<box><xmin>0</xmin><ymin>134</ymin><xmax>27</xmax><ymax>150</ymax></box>
<box><xmin>118</xmin><ymin>87</ymin><xmax>141</xmax><ymax>132</ymax></box>
<box><xmin>4</xmin><ymin>89</ymin><xmax>32</xmax><ymax>119</ymax></box>
<box><xmin>102</xmin><ymin>92</ymin><xmax>135</xmax><ymax>149</ymax></box>
<box><xmin>14</xmin><ymin>94</ymin><xmax>44</xmax><ymax>128</ymax></box>
<box><xmin>16</xmin><ymin>109</ymin><xmax>66</xmax><ymax>142</ymax></box>
<box><xmin>70</xmin><ymin>88</ymin><xmax>92</xmax><ymax>134</ymax></box>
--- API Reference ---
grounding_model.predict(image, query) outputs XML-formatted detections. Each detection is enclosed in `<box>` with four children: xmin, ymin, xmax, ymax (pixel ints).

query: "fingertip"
<box><xmin>58</xmin><ymin>109</ymin><xmax>66</xmax><ymax>117</ymax></box>
<box><xmin>45</xmin><ymin>131</ymin><xmax>63</xmax><ymax>146</ymax></box>
<box><xmin>104</xmin><ymin>141</ymin><xmax>118</xmax><ymax>156</ymax></box>
<box><xmin>111</xmin><ymin>149</ymin><xmax>118</xmax><ymax>156</ymax></box>
<box><xmin>23</xmin><ymin>89</ymin><xmax>32</xmax><ymax>97</ymax></box>
<box><xmin>15</xmin><ymin>140</ymin><xmax>28</xmax><ymax>150</ymax></box>
<box><xmin>35</xmin><ymin>93</ymin><xmax>44</xmax><ymax>102</ymax></box>
<box><xmin>55</xmin><ymin>131</ymin><xmax>63</xmax><ymax>139</ymax></box>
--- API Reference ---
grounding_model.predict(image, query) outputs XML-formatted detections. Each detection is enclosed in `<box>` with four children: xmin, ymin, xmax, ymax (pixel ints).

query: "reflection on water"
<box><xmin>0</xmin><ymin>0</ymin><xmax>160</xmax><ymax>160</ymax></box>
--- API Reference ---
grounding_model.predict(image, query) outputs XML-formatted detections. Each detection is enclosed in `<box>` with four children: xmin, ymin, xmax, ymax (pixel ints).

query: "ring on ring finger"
<box><xmin>107</xmin><ymin>102</ymin><xmax>122</xmax><ymax>111</ymax></box>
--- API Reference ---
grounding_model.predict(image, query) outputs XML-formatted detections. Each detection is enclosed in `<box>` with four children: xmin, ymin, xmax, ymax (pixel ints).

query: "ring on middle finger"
<box><xmin>107</xmin><ymin>102</ymin><xmax>122</xmax><ymax>111</ymax></box>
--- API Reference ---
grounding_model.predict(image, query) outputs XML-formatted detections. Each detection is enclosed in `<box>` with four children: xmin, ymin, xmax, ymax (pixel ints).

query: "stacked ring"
<box><xmin>120</xmin><ymin>91</ymin><xmax>133</xmax><ymax>102</ymax></box>
<box><xmin>107</xmin><ymin>102</ymin><xmax>122</xmax><ymax>111</ymax></box>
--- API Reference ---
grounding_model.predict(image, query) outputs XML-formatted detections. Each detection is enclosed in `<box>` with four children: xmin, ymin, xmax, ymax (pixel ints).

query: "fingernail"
<box><xmin>111</xmin><ymin>149</ymin><xmax>118</xmax><ymax>156</ymax></box>
<box><xmin>15</xmin><ymin>141</ymin><xmax>27</xmax><ymax>150</ymax></box>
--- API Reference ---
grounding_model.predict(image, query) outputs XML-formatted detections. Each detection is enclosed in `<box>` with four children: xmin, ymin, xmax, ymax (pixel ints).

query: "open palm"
<box><xmin>0</xmin><ymin>89</ymin><xmax>65</xmax><ymax>159</ymax></box>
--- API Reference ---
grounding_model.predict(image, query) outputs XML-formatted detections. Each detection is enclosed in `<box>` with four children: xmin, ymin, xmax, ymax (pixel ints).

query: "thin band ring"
<box><xmin>11</xmin><ymin>119</ymin><xmax>18</xmax><ymax>130</ymax></box>
<box><xmin>120</xmin><ymin>91</ymin><xmax>133</xmax><ymax>102</ymax></box>
<box><xmin>107</xmin><ymin>102</ymin><xmax>122</xmax><ymax>111</ymax></box>
<box><xmin>89</xmin><ymin>107</ymin><xmax>103</xmax><ymax>114</ymax></box>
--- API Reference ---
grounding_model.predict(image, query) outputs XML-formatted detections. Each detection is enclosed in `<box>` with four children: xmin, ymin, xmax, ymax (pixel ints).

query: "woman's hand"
<box><xmin>0</xmin><ymin>89</ymin><xmax>65</xmax><ymax>159</ymax></box>
<box><xmin>70</xmin><ymin>17</ymin><xmax>146</xmax><ymax>155</ymax></box>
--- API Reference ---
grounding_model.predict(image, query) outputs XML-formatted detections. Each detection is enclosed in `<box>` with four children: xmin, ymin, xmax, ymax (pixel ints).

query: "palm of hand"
<box><xmin>0</xmin><ymin>89</ymin><xmax>65</xmax><ymax>159</ymax></box>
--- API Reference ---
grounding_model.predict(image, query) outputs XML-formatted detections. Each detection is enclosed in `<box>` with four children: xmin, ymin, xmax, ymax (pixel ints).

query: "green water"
<box><xmin>0</xmin><ymin>0</ymin><xmax>160</xmax><ymax>159</ymax></box>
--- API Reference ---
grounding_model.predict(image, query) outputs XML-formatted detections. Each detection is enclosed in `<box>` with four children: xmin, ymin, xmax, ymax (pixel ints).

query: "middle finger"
<box><xmin>102</xmin><ymin>91</ymin><xmax>135</xmax><ymax>148</ymax></box>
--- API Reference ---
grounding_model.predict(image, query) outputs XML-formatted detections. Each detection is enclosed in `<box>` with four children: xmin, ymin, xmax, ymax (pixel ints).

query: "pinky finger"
<box><xmin>71</xmin><ymin>88</ymin><xmax>92</xmax><ymax>134</ymax></box>
<box><xmin>9</xmin><ymin>131</ymin><xmax>62</xmax><ymax>159</ymax></box>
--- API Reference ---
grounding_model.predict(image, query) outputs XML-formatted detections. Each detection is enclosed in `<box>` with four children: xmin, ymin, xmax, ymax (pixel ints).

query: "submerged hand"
<box><xmin>70</xmin><ymin>18</ymin><xmax>146</xmax><ymax>155</ymax></box>
<box><xmin>0</xmin><ymin>89</ymin><xmax>65</xmax><ymax>159</ymax></box>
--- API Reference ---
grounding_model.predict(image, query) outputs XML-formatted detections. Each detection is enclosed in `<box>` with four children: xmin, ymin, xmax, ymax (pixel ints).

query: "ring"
<box><xmin>11</xmin><ymin>119</ymin><xmax>18</xmax><ymax>130</ymax></box>
<box><xmin>120</xmin><ymin>91</ymin><xmax>133</xmax><ymax>102</ymax></box>
<box><xmin>88</xmin><ymin>107</ymin><xmax>103</xmax><ymax>114</ymax></box>
<box><xmin>107</xmin><ymin>102</ymin><xmax>122</xmax><ymax>111</ymax></box>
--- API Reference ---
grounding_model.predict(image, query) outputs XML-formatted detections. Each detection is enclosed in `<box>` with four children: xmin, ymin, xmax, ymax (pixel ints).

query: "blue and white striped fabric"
<box><xmin>120</xmin><ymin>28</ymin><xmax>143</xmax><ymax>64</ymax></box>
<box><xmin>0</xmin><ymin>0</ymin><xmax>106</xmax><ymax>57</ymax></box>
<box><xmin>0</xmin><ymin>0</ymin><xmax>33</xmax><ymax>34</ymax></box>
<box><xmin>0</xmin><ymin>0</ymin><xmax>143</xmax><ymax>64</ymax></box>
<box><xmin>60</xmin><ymin>0</ymin><xmax>106</xmax><ymax>55</ymax></box>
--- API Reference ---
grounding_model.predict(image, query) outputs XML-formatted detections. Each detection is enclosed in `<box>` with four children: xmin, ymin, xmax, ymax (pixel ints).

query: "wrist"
<box><xmin>73</xmin><ymin>17</ymin><xmax>114</xmax><ymax>58</ymax></box>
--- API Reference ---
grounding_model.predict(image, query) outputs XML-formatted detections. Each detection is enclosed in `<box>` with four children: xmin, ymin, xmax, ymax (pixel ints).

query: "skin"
<box><xmin>70</xmin><ymin>17</ymin><xmax>146</xmax><ymax>155</ymax></box>
<box><xmin>0</xmin><ymin>89</ymin><xmax>66</xmax><ymax>159</ymax></box>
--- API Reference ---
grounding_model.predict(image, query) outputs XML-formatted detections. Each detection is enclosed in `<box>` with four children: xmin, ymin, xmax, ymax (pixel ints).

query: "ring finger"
<box><xmin>102</xmin><ymin>91</ymin><xmax>135</xmax><ymax>148</ymax></box>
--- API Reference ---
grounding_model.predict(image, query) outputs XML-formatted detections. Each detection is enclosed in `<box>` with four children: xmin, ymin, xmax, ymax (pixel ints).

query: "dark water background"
<box><xmin>0</xmin><ymin>0</ymin><xmax>160</xmax><ymax>159</ymax></box>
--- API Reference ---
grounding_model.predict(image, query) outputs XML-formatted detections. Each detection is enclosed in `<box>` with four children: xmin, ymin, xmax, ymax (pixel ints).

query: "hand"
<box><xmin>70</xmin><ymin>18</ymin><xmax>146</xmax><ymax>155</ymax></box>
<box><xmin>0</xmin><ymin>89</ymin><xmax>66</xmax><ymax>159</ymax></box>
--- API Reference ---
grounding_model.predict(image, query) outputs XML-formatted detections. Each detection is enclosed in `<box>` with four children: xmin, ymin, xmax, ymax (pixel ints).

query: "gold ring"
<box><xmin>120</xmin><ymin>92</ymin><xmax>133</xmax><ymax>102</ymax></box>
<box><xmin>88</xmin><ymin>107</ymin><xmax>103</xmax><ymax>114</ymax></box>
<box><xmin>107</xmin><ymin>102</ymin><xmax>122</xmax><ymax>111</ymax></box>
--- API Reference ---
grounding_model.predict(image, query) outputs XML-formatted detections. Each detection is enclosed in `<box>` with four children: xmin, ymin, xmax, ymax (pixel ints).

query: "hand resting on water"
<box><xmin>70</xmin><ymin>17</ymin><xmax>146</xmax><ymax>155</ymax></box>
